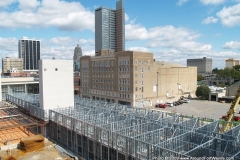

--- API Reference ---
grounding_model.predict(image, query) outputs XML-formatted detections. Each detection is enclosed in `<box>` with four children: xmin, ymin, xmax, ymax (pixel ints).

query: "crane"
<box><xmin>220</xmin><ymin>85</ymin><xmax>240</xmax><ymax>133</ymax></box>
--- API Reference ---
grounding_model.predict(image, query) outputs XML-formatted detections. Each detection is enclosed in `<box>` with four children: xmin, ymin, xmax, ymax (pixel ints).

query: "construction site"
<box><xmin>1</xmin><ymin>93</ymin><xmax>239</xmax><ymax>159</ymax></box>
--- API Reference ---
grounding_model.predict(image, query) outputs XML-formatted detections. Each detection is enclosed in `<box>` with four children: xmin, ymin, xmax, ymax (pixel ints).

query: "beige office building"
<box><xmin>2</xmin><ymin>57</ymin><xmax>23</xmax><ymax>74</ymax></box>
<box><xmin>80</xmin><ymin>50</ymin><xmax>197</xmax><ymax>107</ymax></box>
<box><xmin>226</xmin><ymin>58</ymin><xmax>239</xmax><ymax>68</ymax></box>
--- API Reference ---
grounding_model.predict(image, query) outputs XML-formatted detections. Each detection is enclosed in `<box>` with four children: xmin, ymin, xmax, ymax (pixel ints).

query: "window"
<box><xmin>135</xmin><ymin>59</ymin><xmax>138</xmax><ymax>64</ymax></box>
<box><xmin>135</xmin><ymin>87</ymin><xmax>138</xmax><ymax>91</ymax></box>
<box><xmin>135</xmin><ymin>81</ymin><xmax>138</xmax><ymax>84</ymax></box>
<box><xmin>44</xmin><ymin>68</ymin><xmax>47</xmax><ymax>71</ymax></box>
<box><xmin>135</xmin><ymin>74</ymin><xmax>138</xmax><ymax>77</ymax></box>
<box><xmin>55</xmin><ymin>68</ymin><xmax>58</xmax><ymax>71</ymax></box>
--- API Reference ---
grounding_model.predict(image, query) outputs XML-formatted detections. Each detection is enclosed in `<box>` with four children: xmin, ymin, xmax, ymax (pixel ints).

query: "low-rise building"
<box><xmin>2</xmin><ymin>57</ymin><xmax>23</xmax><ymax>75</ymax></box>
<box><xmin>80</xmin><ymin>50</ymin><xmax>197</xmax><ymax>107</ymax></box>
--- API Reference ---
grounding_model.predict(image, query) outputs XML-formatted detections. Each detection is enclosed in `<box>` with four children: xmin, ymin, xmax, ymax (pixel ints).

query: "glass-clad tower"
<box><xmin>18</xmin><ymin>37</ymin><xmax>40</xmax><ymax>71</ymax></box>
<box><xmin>95</xmin><ymin>0</ymin><xmax>125</xmax><ymax>55</ymax></box>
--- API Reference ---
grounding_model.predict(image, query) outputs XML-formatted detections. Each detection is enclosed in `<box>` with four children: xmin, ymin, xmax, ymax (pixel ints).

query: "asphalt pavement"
<box><xmin>152</xmin><ymin>100</ymin><xmax>240</xmax><ymax>120</ymax></box>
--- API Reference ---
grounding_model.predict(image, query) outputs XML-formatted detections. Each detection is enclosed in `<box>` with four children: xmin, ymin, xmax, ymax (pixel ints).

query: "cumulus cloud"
<box><xmin>177</xmin><ymin>0</ymin><xmax>189</xmax><ymax>6</ymax></box>
<box><xmin>128</xmin><ymin>47</ymin><xmax>149</xmax><ymax>52</ymax></box>
<box><xmin>0</xmin><ymin>0</ymin><xmax>16</xmax><ymax>7</ymax></box>
<box><xmin>18</xmin><ymin>0</ymin><xmax>40</xmax><ymax>11</ymax></box>
<box><xmin>50</xmin><ymin>37</ymin><xmax>73</xmax><ymax>45</ymax></box>
<box><xmin>202</xmin><ymin>16</ymin><xmax>218</xmax><ymax>24</ymax></box>
<box><xmin>223</xmin><ymin>41</ymin><xmax>240</xmax><ymax>49</ymax></box>
<box><xmin>216</xmin><ymin>3</ymin><xmax>240</xmax><ymax>27</ymax></box>
<box><xmin>0</xmin><ymin>0</ymin><xmax>94</xmax><ymax>31</ymax></box>
<box><xmin>200</xmin><ymin>0</ymin><xmax>225</xmax><ymax>5</ymax></box>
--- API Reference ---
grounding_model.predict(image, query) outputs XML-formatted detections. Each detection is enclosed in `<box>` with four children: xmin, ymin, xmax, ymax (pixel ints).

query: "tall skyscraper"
<box><xmin>18</xmin><ymin>37</ymin><xmax>40</xmax><ymax>71</ymax></box>
<box><xmin>73</xmin><ymin>44</ymin><xmax>82</xmax><ymax>71</ymax></box>
<box><xmin>95</xmin><ymin>0</ymin><xmax>125</xmax><ymax>54</ymax></box>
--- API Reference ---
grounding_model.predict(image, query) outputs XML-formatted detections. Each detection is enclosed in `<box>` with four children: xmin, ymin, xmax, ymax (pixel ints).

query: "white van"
<box><xmin>165</xmin><ymin>102</ymin><xmax>173</xmax><ymax>107</ymax></box>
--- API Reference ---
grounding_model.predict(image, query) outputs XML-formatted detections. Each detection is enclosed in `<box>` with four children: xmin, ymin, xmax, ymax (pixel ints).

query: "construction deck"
<box><xmin>5</xmin><ymin>94</ymin><xmax>240</xmax><ymax>159</ymax></box>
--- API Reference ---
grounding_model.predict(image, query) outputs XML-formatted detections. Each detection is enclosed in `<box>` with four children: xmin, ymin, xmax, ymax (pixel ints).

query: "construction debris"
<box><xmin>19</xmin><ymin>134</ymin><xmax>44</xmax><ymax>152</ymax></box>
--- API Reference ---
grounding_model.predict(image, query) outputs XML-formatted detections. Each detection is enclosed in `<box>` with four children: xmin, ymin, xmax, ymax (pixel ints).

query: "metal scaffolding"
<box><xmin>6</xmin><ymin>94</ymin><xmax>240</xmax><ymax>159</ymax></box>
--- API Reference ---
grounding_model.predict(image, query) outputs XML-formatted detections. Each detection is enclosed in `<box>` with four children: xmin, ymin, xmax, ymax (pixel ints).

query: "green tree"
<box><xmin>212</xmin><ymin>67</ymin><xmax>219</xmax><ymax>74</ymax></box>
<box><xmin>197</xmin><ymin>75</ymin><xmax>204</xmax><ymax>81</ymax></box>
<box><xmin>195</xmin><ymin>84</ymin><xmax>210</xmax><ymax>100</ymax></box>
<box><xmin>233</xmin><ymin>65</ymin><xmax>240</xmax><ymax>71</ymax></box>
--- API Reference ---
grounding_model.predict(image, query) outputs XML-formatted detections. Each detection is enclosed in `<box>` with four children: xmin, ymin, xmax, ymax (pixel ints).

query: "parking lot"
<box><xmin>152</xmin><ymin>100</ymin><xmax>240</xmax><ymax>120</ymax></box>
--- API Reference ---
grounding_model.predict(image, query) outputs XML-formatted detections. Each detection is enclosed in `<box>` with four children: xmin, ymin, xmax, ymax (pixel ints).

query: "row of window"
<box><xmin>93</xmin><ymin>79</ymin><xmax>114</xmax><ymax>84</ymax></box>
<box><xmin>93</xmin><ymin>85</ymin><xmax>114</xmax><ymax>90</ymax></box>
<box><xmin>92</xmin><ymin>68</ymin><xmax>114</xmax><ymax>72</ymax></box>
<box><xmin>135</xmin><ymin>67</ymin><xmax>151</xmax><ymax>72</ymax></box>
<box><xmin>93</xmin><ymin>74</ymin><xmax>114</xmax><ymax>78</ymax></box>
<box><xmin>135</xmin><ymin>59</ymin><xmax>151</xmax><ymax>65</ymax></box>
<box><xmin>119</xmin><ymin>79</ymin><xmax>130</xmax><ymax>85</ymax></box>
<box><xmin>135</xmin><ymin>87</ymin><xmax>144</xmax><ymax>92</ymax></box>
<box><xmin>135</xmin><ymin>81</ymin><xmax>144</xmax><ymax>85</ymax></box>
<box><xmin>119</xmin><ymin>86</ymin><xmax>130</xmax><ymax>92</ymax></box>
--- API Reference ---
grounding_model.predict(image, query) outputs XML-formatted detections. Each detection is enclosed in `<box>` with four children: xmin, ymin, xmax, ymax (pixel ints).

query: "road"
<box><xmin>152</xmin><ymin>100</ymin><xmax>240</xmax><ymax>120</ymax></box>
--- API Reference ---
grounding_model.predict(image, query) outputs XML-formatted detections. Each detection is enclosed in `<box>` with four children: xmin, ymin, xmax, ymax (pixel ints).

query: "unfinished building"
<box><xmin>5</xmin><ymin>94</ymin><xmax>240</xmax><ymax>159</ymax></box>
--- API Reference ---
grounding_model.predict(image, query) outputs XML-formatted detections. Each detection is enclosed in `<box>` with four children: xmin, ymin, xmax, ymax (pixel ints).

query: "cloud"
<box><xmin>177</xmin><ymin>0</ymin><xmax>189</xmax><ymax>6</ymax></box>
<box><xmin>125</xmin><ymin>23</ymin><xmax>148</xmax><ymax>40</ymax></box>
<box><xmin>223</xmin><ymin>41</ymin><xmax>240</xmax><ymax>49</ymax></box>
<box><xmin>200</xmin><ymin>0</ymin><xmax>225</xmax><ymax>5</ymax></box>
<box><xmin>0</xmin><ymin>0</ymin><xmax>94</xmax><ymax>31</ymax></box>
<box><xmin>125</xmin><ymin>13</ymin><xmax>129</xmax><ymax>22</ymax></box>
<box><xmin>128</xmin><ymin>47</ymin><xmax>149</xmax><ymax>52</ymax></box>
<box><xmin>216</xmin><ymin>3</ymin><xmax>240</xmax><ymax>27</ymax></box>
<box><xmin>18</xmin><ymin>0</ymin><xmax>40</xmax><ymax>11</ymax></box>
<box><xmin>202</xmin><ymin>16</ymin><xmax>218</xmax><ymax>24</ymax></box>
<box><xmin>50</xmin><ymin>37</ymin><xmax>73</xmax><ymax>45</ymax></box>
<box><xmin>0</xmin><ymin>0</ymin><xmax>16</xmax><ymax>7</ymax></box>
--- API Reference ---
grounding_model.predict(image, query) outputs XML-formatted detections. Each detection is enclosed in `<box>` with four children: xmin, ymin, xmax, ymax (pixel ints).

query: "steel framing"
<box><xmin>5</xmin><ymin>94</ymin><xmax>240</xmax><ymax>159</ymax></box>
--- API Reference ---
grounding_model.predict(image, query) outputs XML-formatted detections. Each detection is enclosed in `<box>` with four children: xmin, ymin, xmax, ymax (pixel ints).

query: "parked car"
<box><xmin>173</xmin><ymin>101</ymin><xmax>178</xmax><ymax>106</ymax></box>
<box><xmin>181</xmin><ymin>99</ymin><xmax>190</xmax><ymax>103</ymax></box>
<box><xmin>155</xmin><ymin>103</ymin><xmax>167</xmax><ymax>108</ymax></box>
<box><xmin>165</xmin><ymin>102</ymin><xmax>173</xmax><ymax>107</ymax></box>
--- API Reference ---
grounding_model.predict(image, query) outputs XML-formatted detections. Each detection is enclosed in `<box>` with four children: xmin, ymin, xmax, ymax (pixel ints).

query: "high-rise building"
<box><xmin>18</xmin><ymin>37</ymin><xmax>40</xmax><ymax>71</ymax></box>
<box><xmin>187</xmin><ymin>57</ymin><xmax>212</xmax><ymax>74</ymax></box>
<box><xmin>95</xmin><ymin>0</ymin><xmax>125</xmax><ymax>54</ymax></box>
<box><xmin>226</xmin><ymin>58</ymin><xmax>239</xmax><ymax>68</ymax></box>
<box><xmin>73</xmin><ymin>44</ymin><xmax>82</xmax><ymax>72</ymax></box>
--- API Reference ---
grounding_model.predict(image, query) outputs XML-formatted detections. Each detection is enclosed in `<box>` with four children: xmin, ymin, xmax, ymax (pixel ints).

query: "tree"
<box><xmin>195</xmin><ymin>84</ymin><xmax>210</xmax><ymax>100</ymax></box>
<box><xmin>233</xmin><ymin>65</ymin><xmax>240</xmax><ymax>71</ymax></box>
<box><xmin>212</xmin><ymin>67</ymin><xmax>219</xmax><ymax>74</ymax></box>
<box><xmin>197</xmin><ymin>75</ymin><xmax>204</xmax><ymax>81</ymax></box>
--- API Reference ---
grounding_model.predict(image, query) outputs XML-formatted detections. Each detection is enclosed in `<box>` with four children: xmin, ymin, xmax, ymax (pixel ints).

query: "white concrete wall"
<box><xmin>0</xmin><ymin>72</ymin><xmax>2</xmax><ymax>102</ymax></box>
<box><xmin>39</xmin><ymin>60</ymin><xmax>74</xmax><ymax>110</ymax></box>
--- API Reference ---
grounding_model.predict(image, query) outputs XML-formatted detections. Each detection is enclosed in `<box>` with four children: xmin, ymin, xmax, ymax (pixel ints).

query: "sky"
<box><xmin>0</xmin><ymin>0</ymin><xmax>240</xmax><ymax>69</ymax></box>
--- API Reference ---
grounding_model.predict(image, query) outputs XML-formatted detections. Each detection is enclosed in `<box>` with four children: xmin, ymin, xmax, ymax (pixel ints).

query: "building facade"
<box><xmin>73</xmin><ymin>44</ymin><xmax>82</xmax><ymax>72</ymax></box>
<box><xmin>95</xmin><ymin>0</ymin><xmax>125</xmax><ymax>54</ymax></box>
<box><xmin>226</xmin><ymin>58</ymin><xmax>239</xmax><ymax>68</ymax></box>
<box><xmin>18</xmin><ymin>37</ymin><xmax>40</xmax><ymax>71</ymax></box>
<box><xmin>187</xmin><ymin>57</ymin><xmax>212</xmax><ymax>74</ymax></box>
<box><xmin>1</xmin><ymin>76</ymin><xmax>39</xmax><ymax>100</ymax></box>
<box><xmin>80</xmin><ymin>51</ymin><xmax>197</xmax><ymax>107</ymax></box>
<box><xmin>2</xmin><ymin>57</ymin><xmax>23</xmax><ymax>74</ymax></box>
<box><xmin>39</xmin><ymin>59</ymin><xmax>74</xmax><ymax>110</ymax></box>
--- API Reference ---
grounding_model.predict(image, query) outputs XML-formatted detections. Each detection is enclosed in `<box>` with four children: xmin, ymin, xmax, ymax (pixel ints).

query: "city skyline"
<box><xmin>0</xmin><ymin>0</ymin><xmax>240</xmax><ymax>69</ymax></box>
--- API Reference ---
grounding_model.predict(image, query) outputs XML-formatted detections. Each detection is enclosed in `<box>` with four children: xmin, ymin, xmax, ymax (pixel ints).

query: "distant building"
<box><xmin>2</xmin><ymin>57</ymin><xmax>23</xmax><ymax>75</ymax></box>
<box><xmin>80</xmin><ymin>50</ymin><xmax>197</xmax><ymax>107</ymax></box>
<box><xmin>1</xmin><ymin>76</ymin><xmax>39</xmax><ymax>100</ymax></box>
<box><xmin>73</xmin><ymin>44</ymin><xmax>82</xmax><ymax>72</ymax></box>
<box><xmin>95</xmin><ymin>0</ymin><xmax>125</xmax><ymax>54</ymax></box>
<box><xmin>74</xmin><ymin>72</ymin><xmax>81</xmax><ymax>96</ymax></box>
<box><xmin>226</xmin><ymin>58</ymin><xmax>239</xmax><ymax>68</ymax></box>
<box><xmin>187</xmin><ymin>57</ymin><xmax>212</xmax><ymax>74</ymax></box>
<box><xmin>39</xmin><ymin>59</ymin><xmax>74</xmax><ymax>110</ymax></box>
<box><xmin>18</xmin><ymin>37</ymin><xmax>40</xmax><ymax>71</ymax></box>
